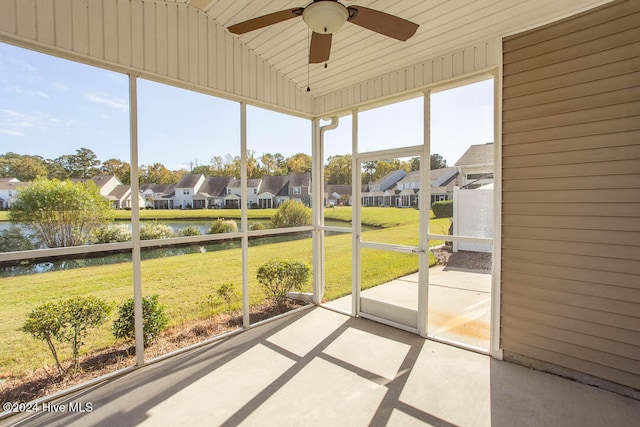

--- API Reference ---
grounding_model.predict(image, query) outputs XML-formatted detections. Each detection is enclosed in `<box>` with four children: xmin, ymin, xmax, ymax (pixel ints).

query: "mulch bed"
<box><xmin>0</xmin><ymin>300</ymin><xmax>304</xmax><ymax>404</ymax></box>
<box><xmin>431</xmin><ymin>245</ymin><xmax>492</xmax><ymax>272</ymax></box>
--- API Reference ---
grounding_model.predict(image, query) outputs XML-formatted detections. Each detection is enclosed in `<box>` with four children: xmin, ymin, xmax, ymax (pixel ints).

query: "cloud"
<box><xmin>0</xmin><ymin>109</ymin><xmax>57</xmax><ymax>136</ymax></box>
<box><xmin>0</xmin><ymin>128</ymin><xmax>24</xmax><ymax>136</ymax></box>
<box><xmin>85</xmin><ymin>93</ymin><xmax>128</xmax><ymax>112</ymax></box>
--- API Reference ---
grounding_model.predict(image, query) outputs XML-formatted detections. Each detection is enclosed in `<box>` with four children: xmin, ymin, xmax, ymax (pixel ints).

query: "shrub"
<box><xmin>112</xmin><ymin>294</ymin><xmax>168</xmax><ymax>347</ymax></box>
<box><xmin>432</xmin><ymin>200</ymin><xmax>453</xmax><ymax>218</ymax></box>
<box><xmin>0</xmin><ymin>224</ymin><xmax>37</xmax><ymax>252</ymax></box>
<box><xmin>256</xmin><ymin>259</ymin><xmax>310</xmax><ymax>304</ymax></box>
<box><xmin>140</xmin><ymin>221</ymin><xmax>174</xmax><ymax>240</ymax></box>
<box><xmin>90</xmin><ymin>224</ymin><xmax>132</xmax><ymax>244</ymax></box>
<box><xmin>207</xmin><ymin>218</ymin><xmax>238</xmax><ymax>234</ymax></box>
<box><xmin>216</xmin><ymin>282</ymin><xmax>239</xmax><ymax>311</ymax></box>
<box><xmin>270</xmin><ymin>200</ymin><xmax>311</xmax><ymax>228</ymax></box>
<box><xmin>176</xmin><ymin>226</ymin><xmax>202</xmax><ymax>237</ymax></box>
<box><xmin>22</xmin><ymin>296</ymin><xmax>112</xmax><ymax>373</ymax></box>
<box><xmin>249</xmin><ymin>222</ymin><xmax>266</xmax><ymax>231</ymax></box>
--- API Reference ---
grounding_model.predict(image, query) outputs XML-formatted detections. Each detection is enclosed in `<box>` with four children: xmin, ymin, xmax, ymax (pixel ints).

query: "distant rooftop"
<box><xmin>455</xmin><ymin>143</ymin><xmax>494</xmax><ymax>167</ymax></box>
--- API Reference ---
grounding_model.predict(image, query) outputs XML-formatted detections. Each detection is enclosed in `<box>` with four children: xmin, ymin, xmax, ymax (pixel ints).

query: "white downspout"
<box><xmin>313</xmin><ymin>116</ymin><xmax>339</xmax><ymax>304</ymax></box>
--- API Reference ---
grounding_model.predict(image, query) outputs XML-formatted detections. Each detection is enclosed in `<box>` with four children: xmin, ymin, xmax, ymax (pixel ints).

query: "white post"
<box><xmin>418</xmin><ymin>90</ymin><xmax>431</xmax><ymax>337</ymax></box>
<box><xmin>241</xmin><ymin>103</ymin><xmax>249</xmax><ymax>328</ymax></box>
<box><xmin>128</xmin><ymin>74</ymin><xmax>144</xmax><ymax>365</ymax></box>
<box><xmin>351</xmin><ymin>110</ymin><xmax>360</xmax><ymax>317</ymax></box>
<box><xmin>312</xmin><ymin>118</ymin><xmax>324</xmax><ymax>304</ymax></box>
<box><xmin>491</xmin><ymin>67</ymin><xmax>504</xmax><ymax>359</ymax></box>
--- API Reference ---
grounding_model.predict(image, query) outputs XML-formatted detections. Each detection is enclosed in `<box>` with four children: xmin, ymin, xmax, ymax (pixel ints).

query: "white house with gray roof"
<box><xmin>455</xmin><ymin>143</ymin><xmax>494</xmax><ymax>189</ymax></box>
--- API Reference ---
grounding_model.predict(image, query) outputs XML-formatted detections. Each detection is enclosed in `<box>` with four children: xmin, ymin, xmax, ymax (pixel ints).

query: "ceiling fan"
<box><xmin>227</xmin><ymin>0</ymin><xmax>419</xmax><ymax>64</ymax></box>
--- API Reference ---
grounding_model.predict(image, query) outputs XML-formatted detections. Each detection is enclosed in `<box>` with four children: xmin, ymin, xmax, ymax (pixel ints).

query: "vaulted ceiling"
<box><xmin>168</xmin><ymin>0</ymin><xmax>610</xmax><ymax>98</ymax></box>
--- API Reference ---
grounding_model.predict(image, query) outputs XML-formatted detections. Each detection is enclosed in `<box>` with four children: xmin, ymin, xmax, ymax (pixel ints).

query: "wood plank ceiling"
<box><xmin>164</xmin><ymin>0</ymin><xmax>611</xmax><ymax>98</ymax></box>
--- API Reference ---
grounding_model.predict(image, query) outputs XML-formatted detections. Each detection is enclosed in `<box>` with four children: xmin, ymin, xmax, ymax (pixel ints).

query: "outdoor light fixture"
<box><xmin>302</xmin><ymin>0</ymin><xmax>349</xmax><ymax>34</ymax></box>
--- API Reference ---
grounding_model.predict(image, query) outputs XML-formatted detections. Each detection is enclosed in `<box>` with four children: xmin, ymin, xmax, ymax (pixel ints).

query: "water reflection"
<box><xmin>0</xmin><ymin>232</ymin><xmax>315</xmax><ymax>277</ymax></box>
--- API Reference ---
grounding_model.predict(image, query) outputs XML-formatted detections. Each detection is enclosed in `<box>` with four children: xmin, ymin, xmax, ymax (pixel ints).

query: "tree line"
<box><xmin>0</xmin><ymin>149</ymin><xmax>448</xmax><ymax>185</ymax></box>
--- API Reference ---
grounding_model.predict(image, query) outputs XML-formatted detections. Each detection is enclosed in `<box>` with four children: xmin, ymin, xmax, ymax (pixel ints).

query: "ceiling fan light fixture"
<box><xmin>302</xmin><ymin>1</ymin><xmax>349</xmax><ymax>34</ymax></box>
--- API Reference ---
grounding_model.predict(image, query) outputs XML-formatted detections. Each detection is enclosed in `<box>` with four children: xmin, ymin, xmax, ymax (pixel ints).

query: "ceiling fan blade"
<box><xmin>348</xmin><ymin>6</ymin><xmax>419</xmax><ymax>41</ymax></box>
<box><xmin>309</xmin><ymin>32</ymin><xmax>332</xmax><ymax>64</ymax></box>
<box><xmin>228</xmin><ymin>8</ymin><xmax>303</xmax><ymax>35</ymax></box>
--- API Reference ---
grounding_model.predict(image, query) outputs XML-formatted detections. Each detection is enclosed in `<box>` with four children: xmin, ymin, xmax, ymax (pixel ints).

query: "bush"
<box><xmin>256</xmin><ymin>259</ymin><xmax>310</xmax><ymax>304</ymax></box>
<box><xmin>432</xmin><ymin>200</ymin><xmax>453</xmax><ymax>218</ymax></box>
<box><xmin>207</xmin><ymin>218</ymin><xmax>238</xmax><ymax>234</ymax></box>
<box><xmin>22</xmin><ymin>296</ymin><xmax>112</xmax><ymax>373</ymax></box>
<box><xmin>112</xmin><ymin>294</ymin><xmax>168</xmax><ymax>347</ymax></box>
<box><xmin>90</xmin><ymin>224</ymin><xmax>132</xmax><ymax>244</ymax></box>
<box><xmin>216</xmin><ymin>282</ymin><xmax>239</xmax><ymax>311</ymax></box>
<box><xmin>270</xmin><ymin>200</ymin><xmax>311</xmax><ymax>228</ymax></box>
<box><xmin>176</xmin><ymin>226</ymin><xmax>201</xmax><ymax>237</ymax></box>
<box><xmin>140</xmin><ymin>221</ymin><xmax>174</xmax><ymax>240</ymax></box>
<box><xmin>249</xmin><ymin>222</ymin><xmax>266</xmax><ymax>231</ymax></box>
<box><xmin>0</xmin><ymin>224</ymin><xmax>37</xmax><ymax>252</ymax></box>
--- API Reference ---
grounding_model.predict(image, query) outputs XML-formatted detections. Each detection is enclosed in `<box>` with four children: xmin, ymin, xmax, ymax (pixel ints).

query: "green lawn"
<box><xmin>0</xmin><ymin>207</ymin><xmax>448</xmax><ymax>376</ymax></box>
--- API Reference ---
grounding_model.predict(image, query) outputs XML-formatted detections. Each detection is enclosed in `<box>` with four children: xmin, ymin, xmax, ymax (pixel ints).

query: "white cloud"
<box><xmin>0</xmin><ymin>109</ymin><xmax>58</xmax><ymax>137</ymax></box>
<box><xmin>85</xmin><ymin>93</ymin><xmax>128</xmax><ymax>112</ymax></box>
<box><xmin>0</xmin><ymin>128</ymin><xmax>24</xmax><ymax>136</ymax></box>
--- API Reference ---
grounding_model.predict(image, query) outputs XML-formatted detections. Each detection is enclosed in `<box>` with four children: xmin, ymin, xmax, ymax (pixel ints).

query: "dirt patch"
<box><xmin>431</xmin><ymin>245</ymin><xmax>492</xmax><ymax>272</ymax></box>
<box><xmin>0</xmin><ymin>300</ymin><xmax>305</xmax><ymax>404</ymax></box>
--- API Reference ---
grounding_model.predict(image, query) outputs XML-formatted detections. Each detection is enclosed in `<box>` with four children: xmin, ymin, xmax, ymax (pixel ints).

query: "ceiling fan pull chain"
<box><xmin>307</xmin><ymin>28</ymin><xmax>311</xmax><ymax>92</ymax></box>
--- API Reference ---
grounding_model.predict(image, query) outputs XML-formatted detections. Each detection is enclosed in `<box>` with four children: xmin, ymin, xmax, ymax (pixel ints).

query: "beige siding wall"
<box><xmin>501</xmin><ymin>0</ymin><xmax>640</xmax><ymax>390</ymax></box>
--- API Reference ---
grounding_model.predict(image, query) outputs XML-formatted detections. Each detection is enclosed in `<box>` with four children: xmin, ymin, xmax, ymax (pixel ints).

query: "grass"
<box><xmin>0</xmin><ymin>207</ymin><xmax>448</xmax><ymax>377</ymax></box>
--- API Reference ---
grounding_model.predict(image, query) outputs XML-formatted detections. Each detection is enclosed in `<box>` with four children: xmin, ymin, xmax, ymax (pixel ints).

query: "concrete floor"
<box><xmin>325</xmin><ymin>265</ymin><xmax>492</xmax><ymax>349</ymax></box>
<box><xmin>4</xmin><ymin>307</ymin><xmax>639</xmax><ymax>427</ymax></box>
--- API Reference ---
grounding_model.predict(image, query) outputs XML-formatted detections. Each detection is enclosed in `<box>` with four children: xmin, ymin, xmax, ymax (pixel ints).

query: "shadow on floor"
<box><xmin>4</xmin><ymin>307</ymin><xmax>639</xmax><ymax>426</ymax></box>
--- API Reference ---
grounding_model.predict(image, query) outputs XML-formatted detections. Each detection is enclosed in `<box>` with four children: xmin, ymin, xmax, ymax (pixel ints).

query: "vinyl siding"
<box><xmin>501</xmin><ymin>0</ymin><xmax>640</xmax><ymax>390</ymax></box>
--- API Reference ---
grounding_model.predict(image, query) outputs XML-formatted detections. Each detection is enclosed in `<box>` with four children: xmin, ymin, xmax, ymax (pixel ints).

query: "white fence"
<box><xmin>453</xmin><ymin>186</ymin><xmax>493</xmax><ymax>253</ymax></box>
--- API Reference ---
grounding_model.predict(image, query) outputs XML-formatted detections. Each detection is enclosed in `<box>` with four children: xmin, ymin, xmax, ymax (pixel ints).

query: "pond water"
<box><xmin>0</xmin><ymin>219</ymin><xmax>359</xmax><ymax>277</ymax></box>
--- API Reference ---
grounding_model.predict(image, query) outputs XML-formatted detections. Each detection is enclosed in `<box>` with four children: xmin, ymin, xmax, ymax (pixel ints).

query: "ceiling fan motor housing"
<box><xmin>303</xmin><ymin>1</ymin><xmax>349</xmax><ymax>34</ymax></box>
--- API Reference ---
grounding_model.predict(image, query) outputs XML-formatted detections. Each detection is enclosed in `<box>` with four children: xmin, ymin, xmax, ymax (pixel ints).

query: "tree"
<box><xmin>325</xmin><ymin>155</ymin><xmax>352</xmax><ymax>184</ymax></box>
<box><xmin>9</xmin><ymin>178</ymin><xmax>114</xmax><ymax>248</ymax></box>
<box><xmin>260</xmin><ymin>153</ymin><xmax>275</xmax><ymax>175</ymax></box>
<box><xmin>0</xmin><ymin>225</ymin><xmax>38</xmax><ymax>252</ymax></box>
<box><xmin>431</xmin><ymin>153</ymin><xmax>448</xmax><ymax>170</ymax></box>
<box><xmin>256</xmin><ymin>259</ymin><xmax>310</xmax><ymax>304</ymax></box>
<box><xmin>101</xmin><ymin>158</ymin><xmax>131</xmax><ymax>184</ymax></box>
<box><xmin>71</xmin><ymin>148</ymin><xmax>101</xmax><ymax>178</ymax></box>
<box><xmin>409</xmin><ymin>156</ymin><xmax>420</xmax><ymax>171</ymax></box>
<box><xmin>142</xmin><ymin>163</ymin><xmax>174</xmax><ymax>184</ymax></box>
<box><xmin>287</xmin><ymin>153</ymin><xmax>312</xmax><ymax>174</ymax></box>
<box><xmin>58</xmin><ymin>296</ymin><xmax>112</xmax><ymax>371</ymax></box>
<box><xmin>271</xmin><ymin>200</ymin><xmax>311</xmax><ymax>228</ymax></box>
<box><xmin>0</xmin><ymin>153</ymin><xmax>48</xmax><ymax>181</ymax></box>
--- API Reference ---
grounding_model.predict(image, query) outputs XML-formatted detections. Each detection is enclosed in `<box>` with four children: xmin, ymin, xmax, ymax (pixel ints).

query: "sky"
<box><xmin>0</xmin><ymin>42</ymin><xmax>493</xmax><ymax>171</ymax></box>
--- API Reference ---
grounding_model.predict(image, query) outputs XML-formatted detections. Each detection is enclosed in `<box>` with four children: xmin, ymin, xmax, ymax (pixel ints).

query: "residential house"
<box><xmin>0</xmin><ymin>178</ymin><xmax>25</xmax><ymax>209</ymax></box>
<box><xmin>455</xmin><ymin>143</ymin><xmax>494</xmax><ymax>189</ymax></box>
<box><xmin>224</xmin><ymin>178</ymin><xmax>261</xmax><ymax>208</ymax></box>
<box><xmin>197</xmin><ymin>176</ymin><xmax>234</xmax><ymax>209</ymax></box>
<box><xmin>140</xmin><ymin>184</ymin><xmax>175</xmax><ymax>209</ymax></box>
<box><xmin>173</xmin><ymin>174</ymin><xmax>206</xmax><ymax>209</ymax></box>
<box><xmin>288</xmin><ymin>172</ymin><xmax>311</xmax><ymax>206</ymax></box>
<box><xmin>394</xmin><ymin>170</ymin><xmax>420</xmax><ymax>208</ymax></box>
<box><xmin>324</xmin><ymin>184</ymin><xmax>352</xmax><ymax>207</ymax></box>
<box><xmin>429</xmin><ymin>167</ymin><xmax>459</xmax><ymax>205</ymax></box>
<box><xmin>257</xmin><ymin>175</ymin><xmax>289</xmax><ymax>208</ymax></box>
<box><xmin>363</xmin><ymin>170</ymin><xmax>406</xmax><ymax>207</ymax></box>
